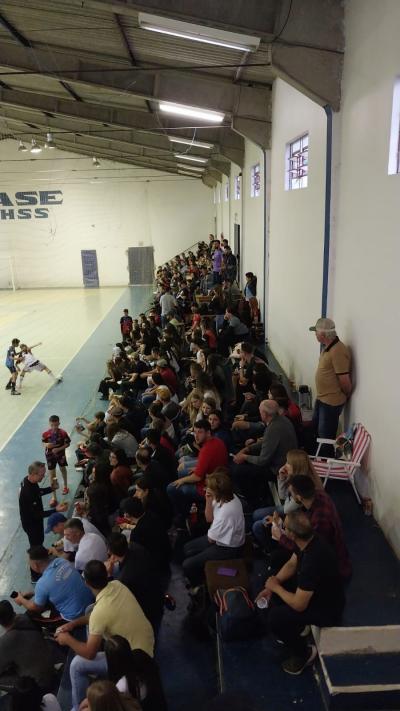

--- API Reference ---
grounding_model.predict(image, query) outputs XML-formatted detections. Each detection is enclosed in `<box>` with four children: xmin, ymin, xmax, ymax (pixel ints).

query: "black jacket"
<box><xmin>18</xmin><ymin>477</ymin><xmax>53</xmax><ymax>531</ymax></box>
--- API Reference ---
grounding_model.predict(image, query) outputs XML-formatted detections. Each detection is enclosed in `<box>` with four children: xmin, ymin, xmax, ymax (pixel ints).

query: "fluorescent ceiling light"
<box><xmin>138</xmin><ymin>13</ymin><xmax>260</xmax><ymax>53</ymax></box>
<box><xmin>159</xmin><ymin>102</ymin><xmax>224</xmax><ymax>123</ymax></box>
<box><xmin>174</xmin><ymin>153</ymin><xmax>207</xmax><ymax>164</ymax></box>
<box><xmin>30</xmin><ymin>138</ymin><xmax>42</xmax><ymax>154</ymax></box>
<box><xmin>168</xmin><ymin>136</ymin><xmax>213</xmax><ymax>149</ymax></box>
<box><xmin>44</xmin><ymin>132</ymin><xmax>55</xmax><ymax>149</ymax></box>
<box><xmin>177</xmin><ymin>163</ymin><xmax>204</xmax><ymax>172</ymax></box>
<box><xmin>18</xmin><ymin>140</ymin><xmax>28</xmax><ymax>152</ymax></box>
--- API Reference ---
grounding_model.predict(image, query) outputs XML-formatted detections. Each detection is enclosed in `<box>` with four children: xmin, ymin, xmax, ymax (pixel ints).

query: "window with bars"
<box><xmin>286</xmin><ymin>133</ymin><xmax>309</xmax><ymax>190</ymax></box>
<box><xmin>250</xmin><ymin>163</ymin><xmax>261</xmax><ymax>197</ymax></box>
<box><xmin>224</xmin><ymin>182</ymin><xmax>229</xmax><ymax>202</ymax></box>
<box><xmin>234</xmin><ymin>175</ymin><xmax>241</xmax><ymax>200</ymax></box>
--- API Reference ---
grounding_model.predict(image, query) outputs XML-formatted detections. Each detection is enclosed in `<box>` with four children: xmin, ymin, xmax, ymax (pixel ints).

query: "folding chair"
<box><xmin>310</xmin><ymin>423</ymin><xmax>371</xmax><ymax>504</ymax></box>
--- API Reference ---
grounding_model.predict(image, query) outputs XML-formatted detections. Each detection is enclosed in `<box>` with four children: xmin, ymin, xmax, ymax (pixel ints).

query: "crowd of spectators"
<box><xmin>0</xmin><ymin>236</ymin><xmax>354</xmax><ymax>710</ymax></box>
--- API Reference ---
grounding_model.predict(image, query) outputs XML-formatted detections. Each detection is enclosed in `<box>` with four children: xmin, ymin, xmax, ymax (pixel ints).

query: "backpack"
<box><xmin>334</xmin><ymin>424</ymin><xmax>356</xmax><ymax>460</ymax></box>
<box><xmin>214</xmin><ymin>586</ymin><xmax>260</xmax><ymax>642</ymax></box>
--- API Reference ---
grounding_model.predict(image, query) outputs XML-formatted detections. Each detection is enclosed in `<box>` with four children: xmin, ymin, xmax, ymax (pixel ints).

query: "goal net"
<box><xmin>0</xmin><ymin>256</ymin><xmax>16</xmax><ymax>291</ymax></box>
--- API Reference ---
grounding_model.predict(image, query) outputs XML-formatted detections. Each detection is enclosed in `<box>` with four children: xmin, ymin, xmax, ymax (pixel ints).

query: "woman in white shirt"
<box><xmin>182</xmin><ymin>467</ymin><xmax>245</xmax><ymax>587</ymax></box>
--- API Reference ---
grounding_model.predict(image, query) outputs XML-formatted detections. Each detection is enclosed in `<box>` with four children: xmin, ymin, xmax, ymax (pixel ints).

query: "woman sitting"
<box><xmin>109</xmin><ymin>449</ymin><xmax>133</xmax><ymax>503</ymax></box>
<box><xmin>105</xmin><ymin>636</ymin><xmax>167</xmax><ymax>711</ymax></box>
<box><xmin>182</xmin><ymin>468</ymin><xmax>245</xmax><ymax>588</ymax></box>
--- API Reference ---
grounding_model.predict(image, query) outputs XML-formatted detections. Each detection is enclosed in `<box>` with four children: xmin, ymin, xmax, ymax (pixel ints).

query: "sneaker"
<box><xmin>282</xmin><ymin>645</ymin><xmax>317</xmax><ymax>675</ymax></box>
<box><xmin>10</xmin><ymin>390</ymin><xmax>21</xmax><ymax>395</ymax></box>
<box><xmin>56</xmin><ymin>376</ymin><xmax>63</xmax><ymax>384</ymax></box>
<box><xmin>5</xmin><ymin>382</ymin><xmax>11</xmax><ymax>390</ymax></box>
<box><xmin>62</xmin><ymin>487</ymin><xmax>69</xmax><ymax>495</ymax></box>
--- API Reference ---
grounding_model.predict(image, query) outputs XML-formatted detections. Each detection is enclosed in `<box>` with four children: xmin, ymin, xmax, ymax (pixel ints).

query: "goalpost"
<box><xmin>0</xmin><ymin>256</ymin><xmax>17</xmax><ymax>291</ymax></box>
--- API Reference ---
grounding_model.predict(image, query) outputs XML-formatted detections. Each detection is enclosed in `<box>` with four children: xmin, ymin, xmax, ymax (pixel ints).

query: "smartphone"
<box><xmin>10</xmin><ymin>591</ymin><xmax>18</xmax><ymax>598</ymax></box>
<box><xmin>217</xmin><ymin>567</ymin><xmax>238</xmax><ymax>577</ymax></box>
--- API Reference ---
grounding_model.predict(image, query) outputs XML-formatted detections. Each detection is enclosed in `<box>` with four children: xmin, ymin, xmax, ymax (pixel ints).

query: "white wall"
<box><xmin>0</xmin><ymin>140</ymin><xmax>214</xmax><ymax>288</ymax></box>
<box><xmin>242</xmin><ymin>139</ymin><xmax>265</xmax><ymax>312</ymax></box>
<box><xmin>331</xmin><ymin>0</ymin><xmax>400</xmax><ymax>553</ymax></box>
<box><xmin>268</xmin><ymin>80</ymin><xmax>327</xmax><ymax>389</ymax></box>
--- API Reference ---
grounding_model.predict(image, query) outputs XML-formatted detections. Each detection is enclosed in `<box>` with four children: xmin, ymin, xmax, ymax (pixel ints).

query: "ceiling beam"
<box><xmin>0</xmin><ymin>11</ymin><xmax>32</xmax><ymax>48</ymax></box>
<box><xmin>59</xmin><ymin>81</ymin><xmax>83</xmax><ymax>102</ymax></box>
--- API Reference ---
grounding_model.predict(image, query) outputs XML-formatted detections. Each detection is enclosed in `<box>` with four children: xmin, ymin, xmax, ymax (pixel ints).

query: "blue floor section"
<box><xmin>0</xmin><ymin>285</ymin><xmax>151</xmax><ymax>595</ymax></box>
<box><xmin>324</xmin><ymin>652</ymin><xmax>400</xmax><ymax>686</ymax></box>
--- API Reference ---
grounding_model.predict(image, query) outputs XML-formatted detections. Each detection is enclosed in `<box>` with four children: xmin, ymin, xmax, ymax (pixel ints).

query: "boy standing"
<box><xmin>120</xmin><ymin>309</ymin><xmax>133</xmax><ymax>341</ymax></box>
<box><xmin>5</xmin><ymin>337</ymin><xmax>21</xmax><ymax>395</ymax></box>
<box><xmin>42</xmin><ymin>415</ymin><xmax>71</xmax><ymax>501</ymax></box>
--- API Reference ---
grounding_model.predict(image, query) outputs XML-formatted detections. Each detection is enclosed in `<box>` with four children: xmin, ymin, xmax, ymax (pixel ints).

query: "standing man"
<box><xmin>212</xmin><ymin>240</ymin><xmax>223</xmax><ymax>284</ymax></box>
<box><xmin>5</xmin><ymin>337</ymin><xmax>21</xmax><ymax>396</ymax></box>
<box><xmin>119</xmin><ymin>308</ymin><xmax>133</xmax><ymax>341</ymax></box>
<box><xmin>309</xmin><ymin>318</ymin><xmax>352</xmax><ymax>444</ymax></box>
<box><xmin>159</xmin><ymin>286</ymin><xmax>177</xmax><ymax>328</ymax></box>
<box><xmin>18</xmin><ymin>461</ymin><xmax>66</xmax><ymax>548</ymax></box>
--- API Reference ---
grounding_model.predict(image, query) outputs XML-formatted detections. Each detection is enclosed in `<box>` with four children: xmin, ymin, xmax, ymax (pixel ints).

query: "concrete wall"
<box><xmin>0</xmin><ymin>140</ymin><xmax>214</xmax><ymax>288</ymax></box>
<box><xmin>331</xmin><ymin>0</ymin><xmax>400</xmax><ymax>553</ymax></box>
<box><xmin>268</xmin><ymin>79</ymin><xmax>327</xmax><ymax>389</ymax></box>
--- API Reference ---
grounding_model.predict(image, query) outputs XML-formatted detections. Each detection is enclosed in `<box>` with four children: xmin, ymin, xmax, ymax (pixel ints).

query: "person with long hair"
<box><xmin>182</xmin><ymin>468</ymin><xmax>245</xmax><ymax>587</ymax></box>
<box><xmin>105</xmin><ymin>636</ymin><xmax>167</xmax><ymax>711</ymax></box>
<box><xmin>181</xmin><ymin>388</ymin><xmax>203</xmax><ymax>428</ymax></box>
<box><xmin>9</xmin><ymin>676</ymin><xmax>61</xmax><ymax>711</ymax></box>
<box><xmin>252</xmin><ymin>449</ymin><xmax>321</xmax><ymax>549</ymax></box>
<box><xmin>84</xmin><ymin>680</ymin><xmax>141</xmax><ymax>711</ymax></box>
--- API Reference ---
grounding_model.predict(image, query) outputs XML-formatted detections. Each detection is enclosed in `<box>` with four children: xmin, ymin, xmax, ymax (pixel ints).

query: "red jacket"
<box><xmin>194</xmin><ymin>437</ymin><xmax>228</xmax><ymax>496</ymax></box>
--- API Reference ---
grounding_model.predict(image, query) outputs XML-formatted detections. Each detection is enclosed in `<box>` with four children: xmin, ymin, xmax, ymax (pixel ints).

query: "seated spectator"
<box><xmin>50</xmin><ymin>518</ymin><xmax>108</xmax><ymax>572</ymax></box>
<box><xmin>14</xmin><ymin>546</ymin><xmax>93</xmax><ymax>622</ymax></box>
<box><xmin>201</xmin><ymin>318</ymin><xmax>217</xmax><ymax>351</ymax></box>
<box><xmin>79</xmin><ymin>482</ymin><xmax>112</xmax><ymax>538</ymax></box>
<box><xmin>206</xmin><ymin>353</ymin><xmax>228</xmax><ymax>404</ymax></box>
<box><xmin>208</xmin><ymin>285</ymin><xmax>226</xmax><ymax>331</ymax></box>
<box><xmin>98</xmin><ymin>358</ymin><xmax>125</xmax><ymax>401</ymax></box>
<box><xmin>134</xmin><ymin>472</ymin><xmax>173</xmax><ymax>528</ymax></box>
<box><xmin>181</xmin><ymin>388</ymin><xmax>203</xmax><ymax>427</ymax></box>
<box><xmin>0</xmin><ymin>601</ymin><xmax>56</xmax><ymax>694</ymax></box>
<box><xmin>208</xmin><ymin>410</ymin><xmax>233</xmax><ymax>452</ymax></box>
<box><xmin>252</xmin><ymin>450</ymin><xmax>322</xmax><ymax>550</ymax></box>
<box><xmin>275</xmin><ymin>475</ymin><xmax>352</xmax><ymax>579</ymax></box>
<box><xmin>259</xmin><ymin>512</ymin><xmax>345</xmax><ymax>675</ymax></box>
<box><xmin>55</xmin><ymin>560</ymin><xmax>154</xmax><ymax>711</ymax></box>
<box><xmin>197</xmin><ymin>395</ymin><xmax>217</xmax><ymax>421</ymax></box>
<box><xmin>7</xmin><ymin>676</ymin><xmax>62</xmax><ymax>711</ymax></box>
<box><xmin>269</xmin><ymin>383</ymin><xmax>303</xmax><ymax>439</ymax></box>
<box><xmin>157</xmin><ymin>385</ymin><xmax>181</xmax><ymax>420</ymax></box>
<box><xmin>135</xmin><ymin>446</ymin><xmax>170</xmax><ymax>487</ymax></box>
<box><xmin>183</xmin><ymin>469</ymin><xmax>245</xmax><ymax>587</ymax></box>
<box><xmin>120</xmin><ymin>498</ymin><xmax>171</xmax><ymax>576</ymax></box>
<box><xmin>82</xmin><ymin>678</ymin><xmax>141</xmax><ymax>711</ymax></box>
<box><xmin>167</xmin><ymin>419</ymin><xmax>228</xmax><ymax>522</ymax></box>
<box><xmin>109</xmin><ymin>449</ymin><xmax>133</xmax><ymax>502</ymax></box>
<box><xmin>46</xmin><ymin>512</ymin><xmax>106</xmax><ymax>560</ymax></box>
<box><xmin>145</xmin><ymin>428</ymin><xmax>178</xmax><ymax>480</ymax></box>
<box><xmin>155</xmin><ymin>358</ymin><xmax>178</xmax><ymax>395</ymax></box>
<box><xmin>222</xmin><ymin>278</ymin><xmax>241</xmax><ymax>309</ymax></box>
<box><xmin>106</xmin><ymin>423</ymin><xmax>138</xmax><ymax>462</ymax></box>
<box><xmin>219</xmin><ymin>308</ymin><xmax>249</xmax><ymax>354</ymax></box>
<box><xmin>106</xmin><ymin>535</ymin><xmax>164</xmax><ymax>633</ymax></box>
<box><xmin>105</xmin><ymin>636</ymin><xmax>168</xmax><ymax>711</ymax></box>
<box><xmin>232</xmin><ymin>400</ymin><xmax>298</xmax><ymax>507</ymax></box>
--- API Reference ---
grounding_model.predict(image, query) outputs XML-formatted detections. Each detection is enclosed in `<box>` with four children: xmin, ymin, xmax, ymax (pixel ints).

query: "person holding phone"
<box><xmin>182</xmin><ymin>468</ymin><xmax>245</xmax><ymax>588</ymax></box>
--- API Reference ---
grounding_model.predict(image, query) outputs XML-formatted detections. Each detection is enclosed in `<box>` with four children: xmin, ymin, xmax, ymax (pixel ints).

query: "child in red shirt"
<box><xmin>42</xmin><ymin>415</ymin><xmax>71</xmax><ymax>502</ymax></box>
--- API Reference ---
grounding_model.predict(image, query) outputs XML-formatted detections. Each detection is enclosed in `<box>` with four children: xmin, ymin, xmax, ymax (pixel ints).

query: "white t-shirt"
<box><xmin>63</xmin><ymin>517</ymin><xmax>106</xmax><ymax>552</ymax></box>
<box><xmin>74</xmin><ymin>532</ymin><xmax>108</xmax><ymax>571</ymax></box>
<box><xmin>160</xmin><ymin>292</ymin><xmax>176</xmax><ymax>315</ymax></box>
<box><xmin>208</xmin><ymin>495</ymin><xmax>245</xmax><ymax>548</ymax></box>
<box><xmin>42</xmin><ymin>695</ymin><xmax>62</xmax><ymax>711</ymax></box>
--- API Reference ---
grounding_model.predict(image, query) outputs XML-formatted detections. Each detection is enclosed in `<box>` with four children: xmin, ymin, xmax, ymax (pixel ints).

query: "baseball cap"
<box><xmin>309</xmin><ymin>317</ymin><xmax>336</xmax><ymax>332</ymax></box>
<box><xmin>109</xmin><ymin>406</ymin><xmax>124</xmax><ymax>418</ymax></box>
<box><xmin>45</xmin><ymin>512</ymin><xmax>67</xmax><ymax>534</ymax></box>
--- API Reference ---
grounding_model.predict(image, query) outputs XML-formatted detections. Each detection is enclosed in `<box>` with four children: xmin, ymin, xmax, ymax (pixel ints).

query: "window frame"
<box><xmin>285</xmin><ymin>133</ymin><xmax>309</xmax><ymax>190</ymax></box>
<box><xmin>250</xmin><ymin>163</ymin><xmax>261</xmax><ymax>198</ymax></box>
<box><xmin>234</xmin><ymin>174</ymin><xmax>241</xmax><ymax>200</ymax></box>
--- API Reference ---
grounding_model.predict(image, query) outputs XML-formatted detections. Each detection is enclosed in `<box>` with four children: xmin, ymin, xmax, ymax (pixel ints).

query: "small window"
<box><xmin>224</xmin><ymin>182</ymin><xmax>229</xmax><ymax>202</ymax></box>
<box><xmin>388</xmin><ymin>78</ymin><xmax>400</xmax><ymax>175</ymax></box>
<box><xmin>250</xmin><ymin>163</ymin><xmax>261</xmax><ymax>197</ymax></box>
<box><xmin>234</xmin><ymin>175</ymin><xmax>241</xmax><ymax>200</ymax></box>
<box><xmin>286</xmin><ymin>133</ymin><xmax>309</xmax><ymax>190</ymax></box>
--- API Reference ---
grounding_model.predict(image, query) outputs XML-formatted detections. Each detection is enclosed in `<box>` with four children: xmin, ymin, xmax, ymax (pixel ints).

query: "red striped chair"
<box><xmin>310</xmin><ymin>423</ymin><xmax>371</xmax><ymax>504</ymax></box>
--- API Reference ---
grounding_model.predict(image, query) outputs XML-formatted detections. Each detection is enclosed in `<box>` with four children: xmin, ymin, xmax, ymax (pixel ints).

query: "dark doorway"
<box><xmin>233</xmin><ymin>223</ymin><xmax>241</xmax><ymax>285</ymax></box>
<box><xmin>81</xmin><ymin>250</ymin><xmax>99</xmax><ymax>287</ymax></box>
<box><xmin>127</xmin><ymin>246</ymin><xmax>155</xmax><ymax>285</ymax></box>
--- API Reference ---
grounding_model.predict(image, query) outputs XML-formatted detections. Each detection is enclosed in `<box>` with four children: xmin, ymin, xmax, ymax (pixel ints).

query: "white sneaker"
<box><xmin>56</xmin><ymin>376</ymin><xmax>63</xmax><ymax>383</ymax></box>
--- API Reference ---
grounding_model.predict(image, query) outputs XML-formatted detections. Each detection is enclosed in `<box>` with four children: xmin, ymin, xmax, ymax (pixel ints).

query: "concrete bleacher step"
<box><xmin>314</xmin><ymin>625</ymin><xmax>400</xmax><ymax>710</ymax></box>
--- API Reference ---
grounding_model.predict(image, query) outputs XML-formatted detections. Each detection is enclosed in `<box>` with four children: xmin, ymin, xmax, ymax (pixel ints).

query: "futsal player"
<box><xmin>16</xmin><ymin>343</ymin><xmax>62</xmax><ymax>390</ymax></box>
<box><xmin>5</xmin><ymin>337</ymin><xmax>21</xmax><ymax>396</ymax></box>
<box><xmin>42</xmin><ymin>415</ymin><xmax>71</xmax><ymax>499</ymax></box>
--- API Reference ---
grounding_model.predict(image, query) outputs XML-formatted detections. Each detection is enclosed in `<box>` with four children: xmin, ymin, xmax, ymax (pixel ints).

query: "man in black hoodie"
<box><xmin>0</xmin><ymin>600</ymin><xmax>55</xmax><ymax>692</ymax></box>
<box><xmin>18</xmin><ymin>461</ymin><xmax>66</xmax><ymax>547</ymax></box>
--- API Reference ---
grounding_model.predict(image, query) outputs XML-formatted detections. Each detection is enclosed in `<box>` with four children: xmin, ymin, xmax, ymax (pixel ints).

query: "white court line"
<box><xmin>0</xmin><ymin>286</ymin><xmax>127</xmax><ymax>456</ymax></box>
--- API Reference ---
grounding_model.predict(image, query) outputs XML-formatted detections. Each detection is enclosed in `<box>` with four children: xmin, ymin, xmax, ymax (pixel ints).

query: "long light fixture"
<box><xmin>92</xmin><ymin>157</ymin><xmax>100</xmax><ymax>167</ymax></box>
<box><xmin>18</xmin><ymin>140</ymin><xmax>28</xmax><ymax>152</ymax></box>
<box><xmin>159</xmin><ymin>102</ymin><xmax>224</xmax><ymax>123</ymax></box>
<box><xmin>174</xmin><ymin>153</ymin><xmax>207</xmax><ymax>164</ymax></box>
<box><xmin>178</xmin><ymin>169</ymin><xmax>202</xmax><ymax>177</ymax></box>
<box><xmin>168</xmin><ymin>136</ymin><xmax>213</xmax><ymax>150</ymax></box>
<box><xmin>44</xmin><ymin>132</ymin><xmax>55</xmax><ymax>149</ymax></box>
<box><xmin>30</xmin><ymin>138</ymin><xmax>42</xmax><ymax>154</ymax></box>
<box><xmin>176</xmin><ymin>163</ymin><xmax>204</xmax><ymax>172</ymax></box>
<box><xmin>138</xmin><ymin>13</ymin><xmax>260</xmax><ymax>53</ymax></box>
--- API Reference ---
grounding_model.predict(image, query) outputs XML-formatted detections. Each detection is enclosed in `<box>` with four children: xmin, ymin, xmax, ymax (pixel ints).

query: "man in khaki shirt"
<box><xmin>309</xmin><ymin>318</ymin><xmax>352</xmax><ymax>447</ymax></box>
<box><xmin>55</xmin><ymin>560</ymin><xmax>154</xmax><ymax>711</ymax></box>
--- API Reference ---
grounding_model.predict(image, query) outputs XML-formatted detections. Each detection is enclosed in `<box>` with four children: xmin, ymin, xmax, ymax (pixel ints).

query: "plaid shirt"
<box><xmin>280</xmin><ymin>490</ymin><xmax>352</xmax><ymax>579</ymax></box>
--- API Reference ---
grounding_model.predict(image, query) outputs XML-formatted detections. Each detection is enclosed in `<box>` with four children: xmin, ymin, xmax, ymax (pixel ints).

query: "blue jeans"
<box><xmin>252</xmin><ymin>505</ymin><xmax>284</xmax><ymax>548</ymax></box>
<box><xmin>70</xmin><ymin>651</ymin><xmax>107</xmax><ymax>711</ymax></box>
<box><xmin>167</xmin><ymin>471</ymin><xmax>204</xmax><ymax>517</ymax></box>
<box><xmin>313</xmin><ymin>399</ymin><xmax>344</xmax><ymax>455</ymax></box>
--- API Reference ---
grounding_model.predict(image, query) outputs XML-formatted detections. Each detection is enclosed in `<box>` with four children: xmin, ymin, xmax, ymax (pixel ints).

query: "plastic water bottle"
<box><xmin>256</xmin><ymin>595</ymin><xmax>270</xmax><ymax>609</ymax></box>
<box><xmin>189</xmin><ymin>503</ymin><xmax>198</xmax><ymax>526</ymax></box>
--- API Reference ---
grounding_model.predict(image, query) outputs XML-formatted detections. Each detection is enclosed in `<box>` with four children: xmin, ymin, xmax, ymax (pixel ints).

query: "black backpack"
<box><xmin>214</xmin><ymin>586</ymin><xmax>260</xmax><ymax>642</ymax></box>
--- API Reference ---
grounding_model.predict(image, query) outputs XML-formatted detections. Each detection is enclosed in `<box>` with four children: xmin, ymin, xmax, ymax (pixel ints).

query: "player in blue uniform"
<box><xmin>5</xmin><ymin>338</ymin><xmax>21</xmax><ymax>396</ymax></box>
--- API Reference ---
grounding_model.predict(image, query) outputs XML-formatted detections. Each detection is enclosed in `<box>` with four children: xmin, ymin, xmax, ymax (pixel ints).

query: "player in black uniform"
<box><xmin>5</xmin><ymin>338</ymin><xmax>21</xmax><ymax>396</ymax></box>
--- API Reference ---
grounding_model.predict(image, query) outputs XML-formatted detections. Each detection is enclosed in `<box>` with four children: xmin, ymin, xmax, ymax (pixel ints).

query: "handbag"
<box><xmin>214</xmin><ymin>586</ymin><xmax>260</xmax><ymax>641</ymax></box>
